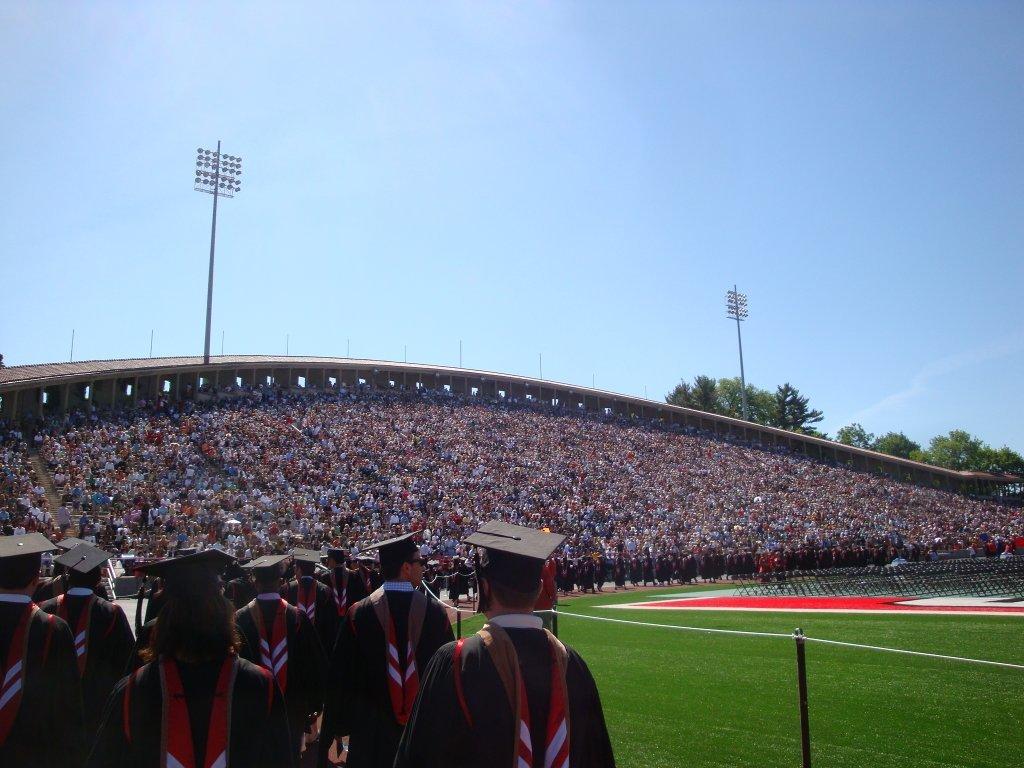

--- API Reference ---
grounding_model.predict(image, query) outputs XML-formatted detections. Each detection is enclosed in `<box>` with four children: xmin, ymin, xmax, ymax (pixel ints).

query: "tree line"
<box><xmin>666</xmin><ymin>375</ymin><xmax>1023</xmax><ymax>477</ymax></box>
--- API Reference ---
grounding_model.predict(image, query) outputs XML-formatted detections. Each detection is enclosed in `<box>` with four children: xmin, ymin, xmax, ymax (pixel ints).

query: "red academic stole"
<box><xmin>296</xmin><ymin>579</ymin><xmax>317</xmax><ymax>623</ymax></box>
<box><xmin>454</xmin><ymin>623</ymin><xmax>570</xmax><ymax>768</ymax></box>
<box><xmin>330</xmin><ymin>569</ymin><xmax>347</xmax><ymax>617</ymax></box>
<box><xmin>56</xmin><ymin>593</ymin><xmax>95</xmax><ymax>675</ymax></box>
<box><xmin>160</xmin><ymin>655</ymin><xmax>237</xmax><ymax>768</ymax></box>
<box><xmin>252</xmin><ymin>600</ymin><xmax>288</xmax><ymax>694</ymax></box>
<box><xmin>0</xmin><ymin>604</ymin><xmax>37</xmax><ymax>746</ymax></box>
<box><xmin>369</xmin><ymin>587</ymin><xmax>426</xmax><ymax>726</ymax></box>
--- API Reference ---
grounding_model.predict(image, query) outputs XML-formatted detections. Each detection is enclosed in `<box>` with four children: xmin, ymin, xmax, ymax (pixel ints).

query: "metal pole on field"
<box><xmin>552</xmin><ymin>607</ymin><xmax>559</xmax><ymax>638</ymax></box>
<box><xmin>194</xmin><ymin>141</ymin><xmax>242</xmax><ymax>365</ymax></box>
<box><xmin>456</xmin><ymin>610</ymin><xmax>462</xmax><ymax>639</ymax></box>
<box><xmin>725</xmin><ymin>285</ymin><xmax>750</xmax><ymax>420</ymax></box>
<box><xmin>794</xmin><ymin>628</ymin><xmax>812</xmax><ymax>768</ymax></box>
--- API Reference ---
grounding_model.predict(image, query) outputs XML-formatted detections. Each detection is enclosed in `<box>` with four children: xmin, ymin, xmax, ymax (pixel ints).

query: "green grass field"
<box><xmin>459</xmin><ymin>586</ymin><xmax>1023</xmax><ymax>768</ymax></box>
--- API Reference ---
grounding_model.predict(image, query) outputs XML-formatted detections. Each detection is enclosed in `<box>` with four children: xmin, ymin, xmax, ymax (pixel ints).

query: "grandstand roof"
<box><xmin>0</xmin><ymin>355</ymin><xmax>1018</xmax><ymax>486</ymax></box>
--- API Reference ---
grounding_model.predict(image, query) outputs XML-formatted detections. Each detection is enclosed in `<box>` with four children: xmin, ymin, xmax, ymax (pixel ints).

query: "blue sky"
<box><xmin>1</xmin><ymin>2</ymin><xmax>1021</xmax><ymax>450</ymax></box>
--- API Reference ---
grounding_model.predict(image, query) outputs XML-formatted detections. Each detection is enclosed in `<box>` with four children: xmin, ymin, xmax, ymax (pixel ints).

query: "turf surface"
<box><xmin>458</xmin><ymin>585</ymin><xmax>1023</xmax><ymax>768</ymax></box>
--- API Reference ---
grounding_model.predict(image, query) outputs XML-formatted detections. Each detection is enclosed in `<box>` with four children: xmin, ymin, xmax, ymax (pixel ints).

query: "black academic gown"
<box><xmin>317</xmin><ymin>567</ymin><xmax>370</xmax><ymax>646</ymax></box>
<box><xmin>224</xmin><ymin>577</ymin><xmax>256</xmax><ymax>611</ymax></box>
<box><xmin>32</xmin><ymin>575</ymin><xmax>63</xmax><ymax>603</ymax></box>
<box><xmin>86</xmin><ymin>654</ymin><xmax>294</xmax><ymax>768</ymax></box>
<box><xmin>40</xmin><ymin>590</ymin><xmax>135</xmax><ymax>735</ymax></box>
<box><xmin>284</xmin><ymin>576</ymin><xmax>338</xmax><ymax>654</ymax></box>
<box><xmin>142</xmin><ymin>583</ymin><xmax>165</xmax><ymax>624</ymax></box>
<box><xmin>126</xmin><ymin>619</ymin><xmax>155</xmax><ymax>675</ymax></box>
<box><xmin>235</xmin><ymin>598</ymin><xmax>328</xmax><ymax>758</ymax></box>
<box><xmin>318</xmin><ymin>588</ymin><xmax>454</xmax><ymax>768</ymax></box>
<box><xmin>0</xmin><ymin>600</ymin><xmax>87</xmax><ymax>768</ymax></box>
<box><xmin>394</xmin><ymin>624</ymin><xmax>616</xmax><ymax>768</ymax></box>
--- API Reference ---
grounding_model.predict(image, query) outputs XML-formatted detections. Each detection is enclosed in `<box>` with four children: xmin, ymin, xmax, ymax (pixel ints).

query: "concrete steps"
<box><xmin>28</xmin><ymin>452</ymin><xmax>62</xmax><ymax>514</ymax></box>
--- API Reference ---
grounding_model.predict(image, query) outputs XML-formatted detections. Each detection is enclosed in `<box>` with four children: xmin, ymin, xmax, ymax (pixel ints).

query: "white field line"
<box><xmin>542</xmin><ymin>608</ymin><xmax>1024</xmax><ymax>671</ymax></box>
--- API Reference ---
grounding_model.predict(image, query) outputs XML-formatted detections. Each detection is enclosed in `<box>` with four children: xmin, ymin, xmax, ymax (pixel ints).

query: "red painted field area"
<box><xmin>616</xmin><ymin>595</ymin><xmax>1024</xmax><ymax>615</ymax></box>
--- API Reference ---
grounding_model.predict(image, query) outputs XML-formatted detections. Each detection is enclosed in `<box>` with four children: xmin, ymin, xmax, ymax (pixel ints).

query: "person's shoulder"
<box><xmin>235</xmin><ymin>655</ymin><xmax>274</xmax><ymax>685</ymax></box>
<box><xmin>31</xmin><ymin>604</ymin><xmax>70</xmax><ymax>635</ymax></box>
<box><xmin>38</xmin><ymin>595</ymin><xmax>60</xmax><ymax>613</ymax></box>
<box><xmin>561</xmin><ymin>642</ymin><xmax>600</xmax><ymax>682</ymax></box>
<box><xmin>94</xmin><ymin>594</ymin><xmax>122</xmax><ymax>614</ymax></box>
<box><xmin>424</xmin><ymin>639</ymin><xmax>457</xmax><ymax>672</ymax></box>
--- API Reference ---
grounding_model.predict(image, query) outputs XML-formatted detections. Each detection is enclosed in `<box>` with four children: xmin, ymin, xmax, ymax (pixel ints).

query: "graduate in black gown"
<box><xmin>394</xmin><ymin>521</ymin><xmax>616</xmax><ymax>768</ymax></box>
<box><xmin>223</xmin><ymin>559</ymin><xmax>256</xmax><ymax>610</ymax></box>
<box><xmin>285</xmin><ymin>548</ymin><xmax>338</xmax><ymax>654</ymax></box>
<box><xmin>0</xmin><ymin>533</ymin><xmax>87</xmax><ymax>768</ymax></box>
<box><xmin>318</xmin><ymin>532</ymin><xmax>454</xmax><ymax>768</ymax></box>
<box><xmin>40</xmin><ymin>544</ymin><xmax>134</xmax><ymax>737</ymax></box>
<box><xmin>318</xmin><ymin>548</ymin><xmax>368</xmax><ymax>637</ymax></box>
<box><xmin>87</xmin><ymin>549</ymin><xmax>294</xmax><ymax>768</ymax></box>
<box><xmin>236</xmin><ymin>554</ymin><xmax>327</xmax><ymax>764</ymax></box>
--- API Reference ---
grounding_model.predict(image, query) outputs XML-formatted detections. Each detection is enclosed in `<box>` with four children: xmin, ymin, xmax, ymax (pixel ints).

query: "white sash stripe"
<box><xmin>388</xmin><ymin>644</ymin><xmax>400</xmax><ymax>663</ymax></box>
<box><xmin>0</xmin><ymin>679</ymin><xmax>22</xmax><ymax>709</ymax></box>
<box><xmin>166</xmin><ymin>754</ymin><xmax>187</xmax><ymax>768</ymax></box>
<box><xmin>388</xmin><ymin>666</ymin><xmax>403</xmax><ymax>685</ymax></box>
<box><xmin>544</xmin><ymin>721</ymin><xmax>568</xmax><ymax>768</ymax></box>
<box><xmin>3</xmin><ymin>660</ymin><xmax>22</xmax><ymax>687</ymax></box>
<box><xmin>519</xmin><ymin>719</ymin><xmax>532</xmax><ymax>747</ymax></box>
<box><xmin>518</xmin><ymin>757</ymin><xmax>532</xmax><ymax>768</ymax></box>
<box><xmin>209</xmin><ymin>751</ymin><xmax>227</xmax><ymax>768</ymax></box>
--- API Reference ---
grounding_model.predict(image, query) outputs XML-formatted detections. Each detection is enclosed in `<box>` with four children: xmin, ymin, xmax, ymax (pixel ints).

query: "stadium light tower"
<box><xmin>194</xmin><ymin>141</ymin><xmax>242</xmax><ymax>364</ymax></box>
<box><xmin>726</xmin><ymin>285</ymin><xmax>750</xmax><ymax>420</ymax></box>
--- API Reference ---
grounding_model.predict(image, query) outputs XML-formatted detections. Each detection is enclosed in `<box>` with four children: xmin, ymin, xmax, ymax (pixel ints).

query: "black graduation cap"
<box><xmin>139</xmin><ymin>549</ymin><xmax>235</xmax><ymax>597</ymax></box>
<box><xmin>464</xmin><ymin>522</ymin><xmax>565</xmax><ymax>593</ymax></box>
<box><xmin>290</xmin><ymin>548</ymin><xmax>321</xmax><ymax>564</ymax></box>
<box><xmin>0</xmin><ymin>532</ymin><xmax>58</xmax><ymax>560</ymax></box>
<box><xmin>361</xmin><ymin>532</ymin><xmax>418</xmax><ymax>571</ymax></box>
<box><xmin>325</xmin><ymin>547</ymin><xmax>348</xmax><ymax>562</ymax></box>
<box><xmin>54</xmin><ymin>543</ymin><xmax>111</xmax><ymax>574</ymax></box>
<box><xmin>242</xmin><ymin>554</ymin><xmax>290</xmax><ymax>577</ymax></box>
<box><xmin>54</xmin><ymin>536</ymin><xmax>88</xmax><ymax>552</ymax></box>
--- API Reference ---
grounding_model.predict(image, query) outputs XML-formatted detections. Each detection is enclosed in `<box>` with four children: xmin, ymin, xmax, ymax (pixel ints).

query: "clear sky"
<box><xmin>1</xmin><ymin>2</ymin><xmax>1021</xmax><ymax>450</ymax></box>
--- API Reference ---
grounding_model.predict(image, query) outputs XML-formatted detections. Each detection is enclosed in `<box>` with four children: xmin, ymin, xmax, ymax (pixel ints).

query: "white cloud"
<box><xmin>846</xmin><ymin>334</ymin><xmax>1024</xmax><ymax>426</ymax></box>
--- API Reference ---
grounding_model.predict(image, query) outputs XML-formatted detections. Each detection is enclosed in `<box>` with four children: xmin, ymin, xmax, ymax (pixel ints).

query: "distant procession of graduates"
<box><xmin>0</xmin><ymin>522</ymin><xmax>615</xmax><ymax>768</ymax></box>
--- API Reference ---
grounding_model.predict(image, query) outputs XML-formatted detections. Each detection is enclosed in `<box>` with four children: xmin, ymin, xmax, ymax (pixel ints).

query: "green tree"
<box><xmin>692</xmin><ymin>375</ymin><xmax>719</xmax><ymax>412</ymax></box>
<box><xmin>665</xmin><ymin>375</ymin><xmax>720</xmax><ymax>413</ymax></box>
<box><xmin>977</xmin><ymin>445</ymin><xmax>1024</xmax><ymax>476</ymax></box>
<box><xmin>716</xmin><ymin>377</ymin><xmax>776</xmax><ymax>424</ymax></box>
<box><xmin>836</xmin><ymin>423</ymin><xmax>875</xmax><ymax>449</ymax></box>
<box><xmin>665</xmin><ymin>380</ymin><xmax>695</xmax><ymax>408</ymax></box>
<box><xmin>921</xmin><ymin>429</ymin><xmax>987</xmax><ymax>471</ymax></box>
<box><xmin>773</xmin><ymin>382</ymin><xmax>824</xmax><ymax>433</ymax></box>
<box><xmin>872</xmin><ymin>431</ymin><xmax>921</xmax><ymax>459</ymax></box>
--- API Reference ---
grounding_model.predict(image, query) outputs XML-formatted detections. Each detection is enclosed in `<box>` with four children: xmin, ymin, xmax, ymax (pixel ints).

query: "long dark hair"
<box><xmin>141</xmin><ymin>590</ymin><xmax>242</xmax><ymax>664</ymax></box>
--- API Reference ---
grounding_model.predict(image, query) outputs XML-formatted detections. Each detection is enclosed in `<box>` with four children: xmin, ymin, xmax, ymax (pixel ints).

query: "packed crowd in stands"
<box><xmin>1</xmin><ymin>384</ymin><xmax>1020</xmax><ymax>586</ymax></box>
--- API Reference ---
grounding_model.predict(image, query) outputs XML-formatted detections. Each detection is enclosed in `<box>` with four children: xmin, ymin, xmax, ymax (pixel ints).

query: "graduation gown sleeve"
<box><xmin>392</xmin><ymin>642</ymin><xmax>461</xmax><ymax>767</ymax></box>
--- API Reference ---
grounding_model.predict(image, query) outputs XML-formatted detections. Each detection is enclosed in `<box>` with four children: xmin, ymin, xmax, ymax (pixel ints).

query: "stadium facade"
<box><xmin>0</xmin><ymin>355</ymin><xmax>1015</xmax><ymax>495</ymax></box>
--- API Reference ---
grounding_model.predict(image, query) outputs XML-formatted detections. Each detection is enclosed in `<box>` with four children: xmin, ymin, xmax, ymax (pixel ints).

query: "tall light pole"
<box><xmin>726</xmin><ymin>285</ymin><xmax>749</xmax><ymax>420</ymax></box>
<box><xmin>194</xmin><ymin>142</ymin><xmax>242</xmax><ymax>364</ymax></box>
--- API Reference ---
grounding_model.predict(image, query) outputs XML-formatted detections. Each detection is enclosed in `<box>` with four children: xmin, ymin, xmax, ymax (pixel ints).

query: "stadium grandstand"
<box><xmin>1</xmin><ymin>355</ymin><xmax>1020</xmax><ymax>570</ymax></box>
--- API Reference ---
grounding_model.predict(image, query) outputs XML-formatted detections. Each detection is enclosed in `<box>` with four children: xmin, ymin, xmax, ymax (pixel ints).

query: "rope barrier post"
<box><xmin>794</xmin><ymin>628</ymin><xmax>812</xmax><ymax>768</ymax></box>
<box><xmin>552</xmin><ymin>606</ymin><xmax>559</xmax><ymax>638</ymax></box>
<box><xmin>456</xmin><ymin>608</ymin><xmax>462</xmax><ymax>639</ymax></box>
